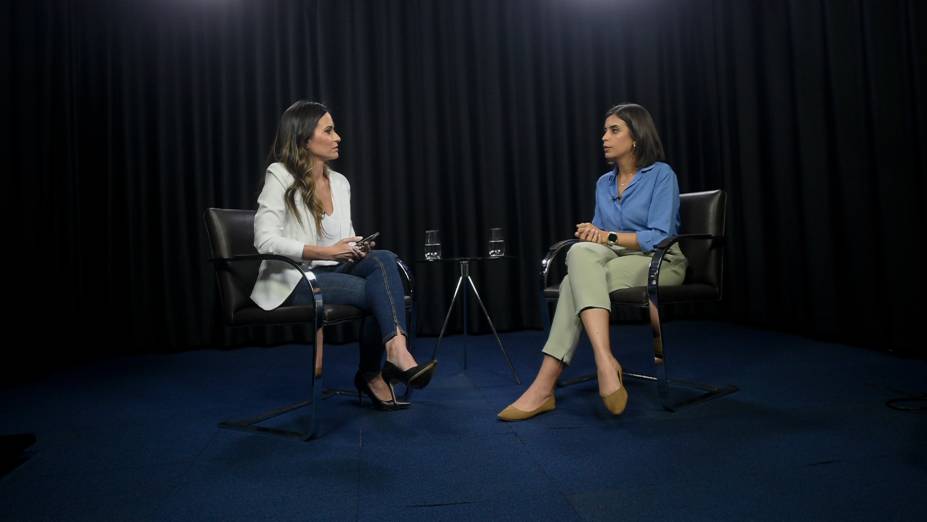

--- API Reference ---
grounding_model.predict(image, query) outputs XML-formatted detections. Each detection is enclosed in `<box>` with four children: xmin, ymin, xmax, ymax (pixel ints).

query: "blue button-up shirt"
<box><xmin>591</xmin><ymin>161</ymin><xmax>681</xmax><ymax>253</ymax></box>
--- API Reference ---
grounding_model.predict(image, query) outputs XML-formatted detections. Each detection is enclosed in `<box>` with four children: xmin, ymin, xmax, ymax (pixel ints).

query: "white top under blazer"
<box><xmin>250</xmin><ymin>162</ymin><xmax>355</xmax><ymax>311</ymax></box>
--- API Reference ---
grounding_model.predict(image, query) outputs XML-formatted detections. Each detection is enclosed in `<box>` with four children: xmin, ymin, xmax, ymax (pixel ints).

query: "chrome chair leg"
<box><xmin>218</xmin><ymin>341</ymin><xmax>323</xmax><ymax>440</ymax></box>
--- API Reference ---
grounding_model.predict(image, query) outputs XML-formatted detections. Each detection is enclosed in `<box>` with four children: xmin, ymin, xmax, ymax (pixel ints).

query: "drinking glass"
<box><xmin>424</xmin><ymin>229</ymin><xmax>442</xmax><ymax>261</ymax></box>
<box><xmin>488</xmin><ymin>227</ymin><xmax>505</xmax><ymax>258</ymax></box>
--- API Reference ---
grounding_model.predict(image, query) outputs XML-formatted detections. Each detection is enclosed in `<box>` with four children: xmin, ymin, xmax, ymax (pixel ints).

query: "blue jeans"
<box><xmin>286</xmin><ymin>250</ymin><xmax>408</xmax><ymax>372</ymax></box>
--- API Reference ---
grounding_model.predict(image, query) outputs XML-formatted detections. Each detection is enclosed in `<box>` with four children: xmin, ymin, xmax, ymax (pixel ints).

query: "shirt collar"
<box><xmin>607</xmin><ymin>162</ymin><xmax>657</xmax><ymax>199</ymax></box>
<box><xmin>639</xmin><ymin>162</ymin><xmax>657</xmax><ymax>173</ymax></box>
<box><xmin>609</xmin><ymin>162</ymin><xmax>658</xmax><ymax>178</ymax></box>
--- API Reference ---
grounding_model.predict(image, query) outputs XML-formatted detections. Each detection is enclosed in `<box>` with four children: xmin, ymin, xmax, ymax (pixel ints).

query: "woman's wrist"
<box><xmin>302</xmin><ymin>244</ymin><xmax>333</xmax><ymax>261</ymax></box>
<box><xmin>606</xmin><ymin>231</ymin><xmax>617</xmax><ymax>246</ymax></box>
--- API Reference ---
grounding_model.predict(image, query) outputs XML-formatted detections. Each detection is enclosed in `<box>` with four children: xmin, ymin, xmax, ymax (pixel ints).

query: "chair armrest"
<box><xmin>210</xmin><ymin>253</ymin><xmax>303</xmax><ymax>270</ymax></box>
<box><xmin>211</xmin><ymin>252</ymin><xmax>415</xmax><ymax>313</ymax></box>
<box><xmin>653</xmin><ymin>233</ymin><xmax>722</xmax><ymax>251</ymax></box>
<box><xmin>647</xmin><ymin>233</ymin><xmax>723</xmax><ymax>303</ymax></box>
<box><xmin>395</xmin><ymin>257</ymin><xmax>414</xmax><ymax>300</ymax></box>
<box><xmin>209</xmin><ymin>254</ymin><xmax>325</xmax><ymax>324</ymax></box>
<box><xmin>539</xmin><ymin>239</ymin><xmax>579</xmax><ymax>289</ymax></box>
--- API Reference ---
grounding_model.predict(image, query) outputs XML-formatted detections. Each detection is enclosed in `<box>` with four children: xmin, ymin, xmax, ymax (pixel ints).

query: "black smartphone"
<box><xmin>357</xmin><ymin>232</ymin><xmax>380</xmax><ymax>245</ymax></box>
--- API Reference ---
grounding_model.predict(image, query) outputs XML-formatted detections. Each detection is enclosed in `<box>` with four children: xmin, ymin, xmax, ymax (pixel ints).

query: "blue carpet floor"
<box><xmin>1</xmin><ymin>321</ymin><xmax>925</xmax><ymax>521</ymax></box>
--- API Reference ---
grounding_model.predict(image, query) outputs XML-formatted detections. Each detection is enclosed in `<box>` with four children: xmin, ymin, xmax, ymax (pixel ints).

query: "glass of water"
<box><xmin>424</xmin><ymin>229</ymin><xmax>442</xmax><ymax>261</ymax></box>
<box><xmin>488</xmin><ymin>227</ymin><xmax>505</xmax><ymax>258</ymax></box>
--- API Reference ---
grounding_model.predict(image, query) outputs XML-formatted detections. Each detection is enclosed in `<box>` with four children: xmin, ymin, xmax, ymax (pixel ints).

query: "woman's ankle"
<box><xmin>385</xmin><ymin>337</ymin><xmax>404</xmax><ymax>358</ymax></box>
<box><xmin>385</xmin><ymin>344</ymin><xmax>418</xmax><ymax>370</ymax></box>
<box><xmin>526</xmin><ymin>379</ymin><xmax>555</xmax><ymax>398</ymax></box>
<box><xmin>592</xmin><ymin>352</ymin><xmax>618</xmax><ymax>369</ymax></box>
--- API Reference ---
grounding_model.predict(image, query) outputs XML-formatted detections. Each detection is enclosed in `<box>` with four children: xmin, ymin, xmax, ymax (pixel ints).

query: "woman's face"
<box><xmin>602</xmin><ymin>114</ymin><xmax>635</xmax><ymax>163</ymax></box>
<box><xmin>306</xmin><ymin>112</ymin><xmax>341</xmax><ymax>161</ymax></box>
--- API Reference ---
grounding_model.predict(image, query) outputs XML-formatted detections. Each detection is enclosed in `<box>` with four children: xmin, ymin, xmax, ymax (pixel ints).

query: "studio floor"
<box><xmin>1</xmin><ymin>321</ymin><xmax>925</xmax><ymax>521</ymax></box>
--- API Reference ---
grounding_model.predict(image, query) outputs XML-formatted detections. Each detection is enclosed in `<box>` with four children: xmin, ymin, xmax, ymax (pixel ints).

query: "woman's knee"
<box><xmin>566</xmin><ymin>242</ymin><xmax>605</xmax><ymax>269</ymax></box>
<box><xmin>367</xmin><ymin>249</ymin><xmax>398</xmax><ymax>263</ymax></box>
<box><xmin>605</xmin><ymin>257</ymin><xmax>650</xmax><ymax>290</ymax></box>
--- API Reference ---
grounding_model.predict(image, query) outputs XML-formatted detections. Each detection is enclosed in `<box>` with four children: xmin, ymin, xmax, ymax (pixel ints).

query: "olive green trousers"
<box><xmin>541</xmin><ymin>242</ymin><xmax>687</xmax><ymax>365</ymax></box>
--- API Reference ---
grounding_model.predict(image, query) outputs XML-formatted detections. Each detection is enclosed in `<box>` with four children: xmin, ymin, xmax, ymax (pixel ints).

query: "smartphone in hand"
<box><xmin>355</xmin><ymin>232</ymin><xmax>379</xmax><ymax>253</ymax></box>
<box><xmin>357</xmin><ymin>232</ymin><xmax>379</xmax><ymax>246</ymax></box>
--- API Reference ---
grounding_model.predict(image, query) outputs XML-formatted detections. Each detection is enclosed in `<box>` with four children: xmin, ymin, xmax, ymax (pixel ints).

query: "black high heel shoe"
<box><xmin>381</xmin><ymin>360</ymin><xmax>438</xmax><ymax>390</ymax></box>
<box><xmin>353</xmin><ymin>371</ymin><xmax>408</xmax><ymax>411</ymax></box>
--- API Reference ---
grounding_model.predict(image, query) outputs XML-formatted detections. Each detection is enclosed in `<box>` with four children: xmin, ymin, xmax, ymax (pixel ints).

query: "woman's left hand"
<box><xmin>575</xmin><ymin>222</ymin><xmax>605</xmax><ymax>243</ymax></box>
<box><xmin>356</xmin><ymin>241</ymin><xmax>375</xmax><ymax>258</ymax></box>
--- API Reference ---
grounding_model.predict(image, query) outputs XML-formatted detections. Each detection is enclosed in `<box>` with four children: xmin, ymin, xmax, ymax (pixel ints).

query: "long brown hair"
<box><xmin>267</xmin><ymin>100</ymin><xmax>330</xmax><ymax>235</ymax></box>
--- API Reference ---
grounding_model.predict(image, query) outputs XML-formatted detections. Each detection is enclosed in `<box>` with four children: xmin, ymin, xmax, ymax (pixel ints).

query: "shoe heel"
<box><xmin>385</xmin><ymin>382</ymin><xmax>410</xmax><ymax>410</ymax></box>
<box><xmin>601</xmin><ymin>365</ymin><xmax>628</xmax><ymax>415</ymax></box>
<box><xmin>354</xmin><ymin>370</ymin><xmax>400</xmax><ymax>411</ymax></box>
<box><xmin>601</xmin><ymin>388</ymin><xmax>628</xmax><ymax>415</ymax></box>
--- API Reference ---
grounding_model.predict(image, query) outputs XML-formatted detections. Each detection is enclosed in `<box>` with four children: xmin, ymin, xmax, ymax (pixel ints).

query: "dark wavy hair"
<box><xmin>605</xmin><ymin>103</ymin><xmax>665</xmax><ymax>168</ymax></box>
<box><xmin>267</xmin><ymin>100</ymin><xmax>330</xmax><ymax>235</ymax></box>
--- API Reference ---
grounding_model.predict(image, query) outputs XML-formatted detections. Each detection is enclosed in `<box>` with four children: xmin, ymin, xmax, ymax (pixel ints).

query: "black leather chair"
<box><xmin>539</xmin><ymin>190</ymin><xmax>737</xmax><ymax>411</ymax></box>
<box><xmin>204</xmin><ymin>208</ymin><xmax>414</xmax><ymax>440</ymax></box>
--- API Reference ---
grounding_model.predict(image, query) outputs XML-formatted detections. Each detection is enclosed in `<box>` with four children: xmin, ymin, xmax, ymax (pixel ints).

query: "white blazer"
<box><xmin>250</xmin><ymin>162</ymin><xmax>355</xmax><ymax>311</ymax></box>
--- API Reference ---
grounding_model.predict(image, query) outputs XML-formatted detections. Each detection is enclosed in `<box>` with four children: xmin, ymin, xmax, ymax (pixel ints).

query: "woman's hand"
<box><xmin>575</xmin><ymin>222</ymin><xmax>606</xmax><ymax>244</ymax></box>
<box><xmin>326</xmin><ymin>236</ymin><xmax>364</xmax><ymax>262</ymax></box>
<box><xmin>357</xmin><ymin>240</ymin><xmax>375</xmax><ymax>256</ymax></box>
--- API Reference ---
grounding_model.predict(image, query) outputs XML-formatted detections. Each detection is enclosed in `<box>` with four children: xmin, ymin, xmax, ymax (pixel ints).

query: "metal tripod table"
<box><xmin>417</xmin><ymin>256</ymin><xmax>521</xmax><ymax>384</ymax></box>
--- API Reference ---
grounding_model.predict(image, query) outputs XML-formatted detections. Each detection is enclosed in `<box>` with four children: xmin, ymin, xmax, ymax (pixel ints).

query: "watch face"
<box><xmin>608</xmin><ymin>233</ymin><xmax>618</xmax><ymax>242</ymax></box>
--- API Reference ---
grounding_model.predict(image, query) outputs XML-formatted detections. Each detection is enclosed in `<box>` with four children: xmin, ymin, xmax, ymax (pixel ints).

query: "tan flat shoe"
<box><xmin>497</xmin><ymin>395</ymin><xmax>556</xmax><ymax>421</ymax></box>
<box><xmin>601</xmin><ymin>365</ymin><xmax>628</xmax><ymax>415</ymax></box>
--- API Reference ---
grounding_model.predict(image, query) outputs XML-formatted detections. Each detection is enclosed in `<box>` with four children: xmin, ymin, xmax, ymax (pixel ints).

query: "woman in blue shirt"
<box><xmin>498</xmin><ymin>103</ymin><xmax>687</xmax><ymax>421</ymax></box>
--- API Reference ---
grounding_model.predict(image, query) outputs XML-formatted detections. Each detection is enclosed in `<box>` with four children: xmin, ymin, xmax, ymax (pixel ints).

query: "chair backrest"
<box><xmin>204</xmin><ymin>208</ymin><xmax>260</xmax><ymax>323</ymax></box>
<box><xmin>678</xmin><ymin>190</ymin><xmax>726</xmax><ymax>290</ymax></box>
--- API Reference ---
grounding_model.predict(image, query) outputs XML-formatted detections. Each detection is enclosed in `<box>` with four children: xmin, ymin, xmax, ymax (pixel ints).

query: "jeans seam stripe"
<box><xmin>373</xmin><ymin>256</ymin><xmax>401</xmax><ymax>330</ymax></box>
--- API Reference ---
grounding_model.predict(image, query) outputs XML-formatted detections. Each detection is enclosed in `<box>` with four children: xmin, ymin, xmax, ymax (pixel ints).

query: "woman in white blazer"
<box><xmin>251</xmin><ymin>101</ymin><xmax>435</xmax><ymax>410</ymax></box>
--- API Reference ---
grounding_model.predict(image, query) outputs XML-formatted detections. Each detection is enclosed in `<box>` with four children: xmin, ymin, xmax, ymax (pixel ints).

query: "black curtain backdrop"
<box><xmin>4</xmin><ymin>0</ymin><xmax>925</xmax><ymax>375</ymax></box>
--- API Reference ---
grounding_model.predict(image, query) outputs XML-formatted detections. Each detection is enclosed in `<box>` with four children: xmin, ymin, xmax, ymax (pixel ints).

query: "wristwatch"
<box><xmin>607</xmin><ymin>232</ymin><xmax>618</xmax><ymax>246</ymax></box>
